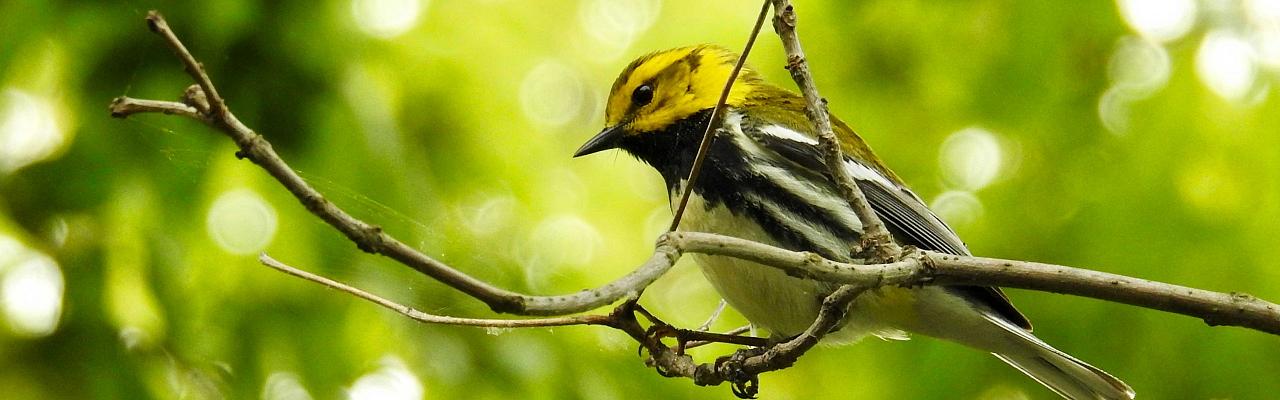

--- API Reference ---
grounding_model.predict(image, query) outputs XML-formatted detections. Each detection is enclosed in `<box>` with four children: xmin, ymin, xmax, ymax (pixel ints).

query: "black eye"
<box><xmin>632</xmin><ymin>84</ymin><xmax>654</xmax><ymax>107</ymax></box>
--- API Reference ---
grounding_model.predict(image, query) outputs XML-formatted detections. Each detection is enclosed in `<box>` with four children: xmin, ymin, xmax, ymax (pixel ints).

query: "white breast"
<box><xmin>674</xmin><ymin>188</ymin><xmax>909</xmax><ymax>341</ymax></box>
<box><xmin>675</xmin><ymin>189</ymin><xmax>826</xmax><ymax>336</ymax></box>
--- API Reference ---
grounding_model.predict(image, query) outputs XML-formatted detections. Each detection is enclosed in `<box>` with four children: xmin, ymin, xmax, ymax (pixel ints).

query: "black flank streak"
<box><xmin>750</xmin><ymin>132</ymin><xmax>827</xmax><ymax>172</ymax></box>
<box><xmin>619</xmin><ymin>105</ymin><xmax>1034</xmax><ymax>330</ymax></box>
<box><xmin>620</xmin><ymin>109</ymin><xmax>858</xmax><ymax>261</ymax></box>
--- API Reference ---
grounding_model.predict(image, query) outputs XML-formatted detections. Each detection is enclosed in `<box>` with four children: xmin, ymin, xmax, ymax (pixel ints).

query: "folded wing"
<box><xmin>740</xmin><ymin>114</ymin><xmax>1032</xmax><ymax>330</ymax></box>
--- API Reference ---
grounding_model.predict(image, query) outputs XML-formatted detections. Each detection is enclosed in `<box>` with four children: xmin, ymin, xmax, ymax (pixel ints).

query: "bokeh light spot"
<box><xmin>530</xmin><ymin>215</ymin><xmax>600</xmax><ymax>267</ymax></box>
<box><xmin>518</xmin><ymin>214</ymin><xmax>602</xmax><ymax>289</ymax></box>
<box><xmin>1100</xmin><ymin>36</ymin><xmax>1171</xmax><ymax>135</ymax></box>
<box><xmin>206</xmin><ymin>189</ymin><xmax>279</xmax><ymax>255</ymax></box>
<box><xmin>930</xmin><ymin>190</ymin><xmax>985</xmax><ymax>229</ymax></box>
<box><xmin>1108</xmin><ymin>36</ymin><xmax>1171</xmax><ymax>99</ymax></box>
<box><xmin>1249</xmin><ymin>0</ymin><xmax>1280</xmax><ymax>24</ymax></box>
<box><xmin>1196</xmin><ymin>31</ymin><xmax>1260</xmax><ymax>102</ymax></box>
<box><xmin>1098</xmin><ymin>86</ymin><xmax>1133</xmax><ymax>135</ymax></box>
<box><xmin>519</xmin><ymin>60</ymin><xmax>587</xmax><ymax>128</ymax></box>
<box><xmin>348</xmin><ymin>356</ymin><xmax>424</xmax><ymax>400</ymax></box>
<box><xmin>352</xmin><ymin>0</ymin><xmax>424</xmax><ymax>39</ymax></box>
<box><xmin>0</xmin><ymin>88</ymin><xmax>65</xmax><ymax>174</ymax></box>
<box><xmin>1117</xmin><ymin>0</ymin><xmax>1197</xmax><ymax>43</ymax></box>
<box><xmin>461</xmin><ymin>195</ymin><xmax>516</xmax><ymax>236</ymax></box>
<box><xmin>1251</xmin><ymin>0</ymin><xmax>1280</xmax><ymax>69</ymax></box>
<box><xmin>1255</xmin><ymin>28</ymin><xmax>1280</xmax><ymax>70</ymax></box>
<box><xmin>118</xmin><ymin>326</ymin><xmax>149</xmax><ymax>351</ymax></box>
<box><xmin>938</xmin><ymin>127</ymin><xmax>1004</xmax><ymax>191</ymax></box>
<box><xmin>48</xmin><ymin>216</ymin><xmax>69</xmax><ymax>248</ymax></box>
<box><xmin>0</xmin><ymin>236</ymin><xmax>19</xmax><ymax>266</ymax></box>
<box><xmin>263</xmin><ymin>371</ymin><xmax>314</xmax><ymax>400</ymax></box>
<box><xmin>578</xmin><ymin>0</ymin><xmax>662</xmax><ymax>60</ymax></box>
<box><xmin>0</xmin><ymin>236</ymin><xmax>64</xmax><ymax>338</ymax></box>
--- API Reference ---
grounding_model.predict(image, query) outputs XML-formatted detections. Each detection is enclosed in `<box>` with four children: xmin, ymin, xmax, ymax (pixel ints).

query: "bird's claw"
<box><xmin>715</xmin><ymin>346</ymin><xmax>767</xmax><ymax>399</ymax></box>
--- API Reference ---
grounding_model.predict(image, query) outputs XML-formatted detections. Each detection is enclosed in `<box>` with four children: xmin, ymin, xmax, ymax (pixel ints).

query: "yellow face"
<box><xmin>573</xmin><ymin>45</ymin><xmax>760</xmax><ymax>158</ymax></box>
<box><xmin>604</xmin><ymin>45</ymin><xmax>757</xmax><ymax>133</ymax></box>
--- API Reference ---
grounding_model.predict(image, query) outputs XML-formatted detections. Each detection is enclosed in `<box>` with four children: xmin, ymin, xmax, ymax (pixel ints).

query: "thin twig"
<box><xmin>260</xmin><ymin>253</ymin><xmax>609</xmax><ymax>328</ymax></box>
<box><xmin>686</xmin><ymin>325</ymin><xmax>753</xmax><ymax>349</ymax></box>
<box><xmin>669</xmin><ymin>0</ymin><xmax>772</xmax><ymax>231</ymax></box>
<box><xmin>697</xmin><ymin>300</ymin><xmax>730</xmax><ymax>331</ymax></box>
<box><xmin>111</xmin><ymin>9</ymin><xmax>1280</xmax><ymax>397</ymax></box>
<box><xmin>767</xmin><ymin>0</ymin><xmax>898</xmax><ymax>259</ymax></box>
<box><xmin>110</xmin><ymin>11</ymin><xmax>687</xmax><ymax>317</ymax></box>
<box><xmin>145</xmin><ymin>11</ymin><xmax>227</xmax><ymax>120</ymax></box>
<box><xmin>108</xmin><ymin>97</ymin><xmax>202</xmax><ymax>120</ymax></box>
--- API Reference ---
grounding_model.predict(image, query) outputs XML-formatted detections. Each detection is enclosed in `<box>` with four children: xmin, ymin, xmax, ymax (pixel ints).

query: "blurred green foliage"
<box><xmin>1</xmin><ymin>0</ymin><xmax>1279</xmax><ymax>399</ymax></box>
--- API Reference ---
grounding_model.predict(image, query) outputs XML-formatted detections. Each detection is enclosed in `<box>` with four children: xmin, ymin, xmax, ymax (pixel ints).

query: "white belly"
<box><xmin>677</xmin><ymin>191</ymin><xmax>912</xmax><ymax>341</ymax></box>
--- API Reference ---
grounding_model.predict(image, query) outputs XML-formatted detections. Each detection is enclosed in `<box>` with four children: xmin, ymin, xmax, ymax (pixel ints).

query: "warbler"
<box><xmin>574</xmin><ymin>45</ymin><xmax>1134</xmax><ymax>400</ymax></box>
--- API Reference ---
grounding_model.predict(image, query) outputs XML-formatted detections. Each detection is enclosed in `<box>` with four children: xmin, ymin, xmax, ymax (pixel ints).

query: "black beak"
<box><xmin>573</xmin><ymin>124</ymin><xmax>626</xmax><ymax>157</ymax></box>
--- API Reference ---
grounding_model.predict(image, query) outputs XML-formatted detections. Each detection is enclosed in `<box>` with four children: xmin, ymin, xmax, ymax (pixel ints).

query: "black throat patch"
<box><xmin>617</xmin><ymin>108</ymin><xmax>714</xmax><ymax>189</ymax></box>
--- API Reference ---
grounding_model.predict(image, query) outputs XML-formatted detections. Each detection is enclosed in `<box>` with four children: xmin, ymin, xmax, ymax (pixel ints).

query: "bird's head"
<box><xmin>574</xmin><ymin>45</ymin><xmax>761</xmax><ymax>157</ymax></box>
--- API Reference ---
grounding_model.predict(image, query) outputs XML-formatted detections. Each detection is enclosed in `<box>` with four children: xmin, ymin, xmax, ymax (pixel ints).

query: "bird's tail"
<box><xmin>985</xmin><ymin>315</ymin><xmax>1134</xmax><ymax>400</ymax></box>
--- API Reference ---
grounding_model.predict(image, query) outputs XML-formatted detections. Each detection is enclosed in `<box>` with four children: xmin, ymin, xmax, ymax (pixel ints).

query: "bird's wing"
<box><xmin>738</xmin><ymin>114</ymin><xmax>1032</xmax><ymax>330</ymax></box>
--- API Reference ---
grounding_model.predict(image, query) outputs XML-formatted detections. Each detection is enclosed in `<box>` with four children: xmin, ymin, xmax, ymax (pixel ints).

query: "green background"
<box><xmin>2</xmin><ymin>0</ymin><xmax>1278</xmax><ymax>398</ymax></box>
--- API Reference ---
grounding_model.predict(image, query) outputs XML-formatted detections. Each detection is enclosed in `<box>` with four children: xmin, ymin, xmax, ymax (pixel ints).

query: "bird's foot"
<box><xmin>714</xmin><ymin>346</ymin><xmax>767</xmax><ymax>399</ymax></box>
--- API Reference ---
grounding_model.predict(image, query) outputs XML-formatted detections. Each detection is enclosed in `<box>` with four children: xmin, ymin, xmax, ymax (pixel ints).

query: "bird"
<box><xmin>573</xmin><ymin>44</ymin><xmax>1134</xmax><ymax>400</ymax></box>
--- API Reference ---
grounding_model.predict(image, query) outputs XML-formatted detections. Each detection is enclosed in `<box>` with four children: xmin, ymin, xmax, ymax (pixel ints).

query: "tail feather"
<box><xmin>993</xmin><ymin>351</ymin><xmax>1133</xmax><ymax>400</ymax></box>
<box><xmin>984</xmin><ymin>314</ymin><xmax>1134</xmax><ymax>400</ymax></box>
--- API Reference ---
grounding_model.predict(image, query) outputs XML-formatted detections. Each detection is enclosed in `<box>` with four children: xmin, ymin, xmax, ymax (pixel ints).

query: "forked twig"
<box><xmin>111</xmin><ymin>11</ymin><xmax>688</xmax><ymax>318</ymax></box>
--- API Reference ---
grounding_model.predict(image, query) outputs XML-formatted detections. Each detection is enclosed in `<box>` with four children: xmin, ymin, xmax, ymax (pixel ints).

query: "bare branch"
<box><xmin>111</xmin><ymin>11</ymin><xmax>693</xmax><ymax>317</ymax></box>
<box><xmin>673</xmin><ymin>232</ymin><xmax>916</xmax><ymax>286</ymax></box>
<box><xmin>926</xmin><ymin>254</ymin><xmax>1280</xmax><ymax>335</ymax></box>
<box><xmin>672</xmin><ymin>232</ymin><xmax>1280</xmax><ymax>335</ymax></box>
<box><xmin>112</xmin><ymin>8</ymin><xmax>1280</xmax><ymax>398</ymax></box>
<box><xmin>144</xmin><ymin>11</ymin><xmax>228</xmax><ymax>121</ymax></box>
<box><xmin>109</xmin><ymin>97</ymin><xmax>202</xmax><ymax>120</ymax></box>
<box><xmin>767</xmin><ymin>0</ymin><xmax>898</xmax><ymax>258</ymax></box>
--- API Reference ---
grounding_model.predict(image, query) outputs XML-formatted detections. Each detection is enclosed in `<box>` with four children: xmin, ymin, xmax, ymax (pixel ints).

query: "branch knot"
<box><xmin>182</xmin><ymin>84</ymin><xmax>211</xmax><ymax>115</ymax></box>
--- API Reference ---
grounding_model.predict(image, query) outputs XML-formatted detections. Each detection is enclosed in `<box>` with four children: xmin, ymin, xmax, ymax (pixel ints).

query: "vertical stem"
<box><xmin>669</xmin><ymin>0</ymin><xmax>773</xmax><ymax>231</ymax></box>
<box><xmin>767</xmin><ymin>0</ymin><xmax>899</xmax><ymax>259</ymax></box>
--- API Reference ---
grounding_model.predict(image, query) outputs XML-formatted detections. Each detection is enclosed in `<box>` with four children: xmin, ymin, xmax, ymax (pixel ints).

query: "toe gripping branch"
<box><xmin>603</xmin><ymin>297</ymin><xmax>771</xmax><ymax>398</ymax></box>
